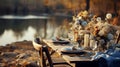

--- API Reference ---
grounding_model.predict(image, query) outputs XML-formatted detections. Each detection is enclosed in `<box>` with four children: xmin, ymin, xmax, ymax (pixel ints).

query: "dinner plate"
<box><xmin>52</xmin><ymin>39</ymin><xmax>70</xmax><ymax>44</ymax></box>
<box><xmin>61</xmin><ymin>50</ymin><xmax>87</xmax><ymax>54</ymax></box>
<box><xmin>60</xmin><ymin>47</ymin><xmax>86</xmax><ymax>54</ymax></box>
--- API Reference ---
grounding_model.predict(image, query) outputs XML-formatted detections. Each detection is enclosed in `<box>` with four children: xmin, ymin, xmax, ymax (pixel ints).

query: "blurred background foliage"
<box><xmin>0</xmin><ymin>0</ymin><xmax>120</xmax><ymax>17</ymax></box>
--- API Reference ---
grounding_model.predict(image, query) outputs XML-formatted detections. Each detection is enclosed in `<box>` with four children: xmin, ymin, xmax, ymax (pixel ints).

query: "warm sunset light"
<box><xmin>0</xmin><ymin>0</ymin><xmax>120</xmax><ymax>67</ymax></box>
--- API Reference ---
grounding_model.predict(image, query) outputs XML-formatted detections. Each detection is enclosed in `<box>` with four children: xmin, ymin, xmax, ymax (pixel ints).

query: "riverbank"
<box><xmin>0</xmin><ymin>40</ymin><xmax>40</xmax><ymax>67</ymax></box>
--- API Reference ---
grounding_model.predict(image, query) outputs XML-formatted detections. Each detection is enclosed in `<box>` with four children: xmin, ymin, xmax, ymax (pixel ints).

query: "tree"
<box><xmin>13</xmin><ymin>0</ymin><xmax>19</xmax><ymax>15</ymax></box>
<box><xmin>113</xmin><ymin>0</ymin><xmax>118</xmax><ymax>16</ymax></box>
<box><xmin>86</xmin><ymin>0</ymin><xmax>90</xmax><ymax>11</ymax></box>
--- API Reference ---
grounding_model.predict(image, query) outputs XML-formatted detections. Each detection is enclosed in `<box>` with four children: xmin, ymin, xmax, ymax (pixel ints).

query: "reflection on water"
<box><xmin>0</xmin><ymin>15</ymin><xmax>49</xmax><ymax>19</ymax></box>
<box><xmin>0</xmin><ymin>16</ymin><xmax>68</xmax><ymax>46</ymax></box>
<box><xmin>0</xmin><ymin>26</ymin><xmax>36</xmax><ymax>46</ymax></box>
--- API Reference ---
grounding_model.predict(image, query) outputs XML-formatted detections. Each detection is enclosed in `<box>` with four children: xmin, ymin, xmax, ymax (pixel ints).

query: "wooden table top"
<box><xmin>43</xmin><ymin>40</ymin><xmax>93</xmax><ymax>63</ymax></box>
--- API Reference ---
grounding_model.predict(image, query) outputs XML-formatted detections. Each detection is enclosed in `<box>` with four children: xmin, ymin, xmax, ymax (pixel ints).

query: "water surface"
<box><xmin>0</xmin><ymin>15</ymin><xmax>68</xmax><ymax>46</ymax></box>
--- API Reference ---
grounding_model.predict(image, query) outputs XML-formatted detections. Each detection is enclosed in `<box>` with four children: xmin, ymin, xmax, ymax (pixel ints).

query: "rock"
<box><xmin>25</xmin><ymin>61</ymin><xmax>39</xmax><ymax>67</ymax></box>
<box><xmin>16</xmin><ymin>53</ymin><xmax>31</xmax><ymax>59</ymax></box>
<box><xmin>0</xmin><ymin>41</ymin><xmax>40</xmax><ymax>67</ymax></box>
<box><xmin>1</xmin><ymin>52</ymin><xmax>18</xmax><ymax>58</ymax></box>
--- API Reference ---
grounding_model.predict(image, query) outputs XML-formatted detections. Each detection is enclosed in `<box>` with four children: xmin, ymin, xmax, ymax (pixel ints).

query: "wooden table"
<box><xmin>43</xmin><ymin>40</ymin><xmax>99</xmax><ymax>67</ymax></box>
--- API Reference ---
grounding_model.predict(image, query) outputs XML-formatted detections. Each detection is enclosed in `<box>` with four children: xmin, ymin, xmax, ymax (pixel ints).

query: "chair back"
<box><xmin>32</xmin><ymin>38</ymin><xmax>53</xmax><ymax>67</ymax></box>
<box><xmin>32</xmin><ymin>39</ymin><xmax>42</xmax><ymax>51</ymax></box>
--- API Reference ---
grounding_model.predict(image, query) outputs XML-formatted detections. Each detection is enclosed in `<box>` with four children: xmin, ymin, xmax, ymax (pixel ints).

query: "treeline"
<box><xmin>0</xmin><ymin>0</ymin><xmax>120</xmax><ymax>16</ymax></box>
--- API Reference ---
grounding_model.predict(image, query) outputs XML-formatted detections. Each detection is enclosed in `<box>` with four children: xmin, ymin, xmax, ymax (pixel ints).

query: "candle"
<box><xmin>84</xmin><ymin>34</ymin><xmax>90</xmax><ymax>48</ymax></box>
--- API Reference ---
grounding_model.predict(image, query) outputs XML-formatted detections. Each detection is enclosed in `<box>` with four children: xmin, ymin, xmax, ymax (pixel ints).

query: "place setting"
<box><xmin>51</xmin><ymin>37</ymin><xmax>70</xmax><ymax>44</ymax></box>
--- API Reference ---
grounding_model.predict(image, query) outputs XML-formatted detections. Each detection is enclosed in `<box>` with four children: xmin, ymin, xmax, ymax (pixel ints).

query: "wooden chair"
<box><xmin>32</xmin><ymin>38</ymin><xmax>71</xmax><ymax>67</ymax></box>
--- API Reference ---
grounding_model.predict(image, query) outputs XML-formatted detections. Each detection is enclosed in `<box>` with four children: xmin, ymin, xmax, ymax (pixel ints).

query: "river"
<box><xmin>0</xmin><ymin>15</ymin><xmax>71</xmax><ymax>46</ymax></box>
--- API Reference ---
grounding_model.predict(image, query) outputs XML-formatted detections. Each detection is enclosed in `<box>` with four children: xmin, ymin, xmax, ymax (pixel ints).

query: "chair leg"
<box><xmin>39</xmin><ymin>48</ymin><xmax>46</xmax><ymax>67</ymax></box>
<box><xmin>44</xmin><ymin>46</ymin><xmax>54</xmax><ymax>67</ymax></box>
<box><xmin>43</xmin><ymin>46</ymin><xmax>72</xmax><ymax>67</ymax></box>
<box><xmin>50</xmin><ymin>49</ymin><xmax>58</xmax><ymax>56</ymax></box>
<box><xmin>37</xmin><ymin>51</ymin><xmax>41</xmax><ymax>67</ymax></box>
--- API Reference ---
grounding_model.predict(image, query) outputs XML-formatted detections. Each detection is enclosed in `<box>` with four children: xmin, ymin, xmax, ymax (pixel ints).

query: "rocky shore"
<box><xmin>0</xmin><ymin>40</ymin><xmax>40</xmax><ymax>67</ymax></box>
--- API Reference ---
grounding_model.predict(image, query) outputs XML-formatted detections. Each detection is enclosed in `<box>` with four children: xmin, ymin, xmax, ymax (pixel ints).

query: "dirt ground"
<box><xmin>0</xmin><ymin>40</ymin><xmax>40</xmax><ymax>67</ymax></box>
<box><xmin>0</xmin><ymin>40</ymin><xmax>68</xmax><ymax>67</ymax></box>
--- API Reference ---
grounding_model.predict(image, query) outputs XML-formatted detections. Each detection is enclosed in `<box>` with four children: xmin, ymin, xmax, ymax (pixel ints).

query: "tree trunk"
<box><xmin>113</xmin><ymin>0</ymin><xmax>118</xmax><ymax>16</ymax></box>
<box><xmin>44</xmin><ymin>19</ymin><xmax>47</xmax><ymax>38</ymax></box>
<box><xmin>86</xmin><ymin>0</ymin><xmax>90</xmax><ymax>11</ymax></box>
<box><xmin>14</xmin><ymin>0</ymin><xmax>19</xmax><ymax>14</ymax></box>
